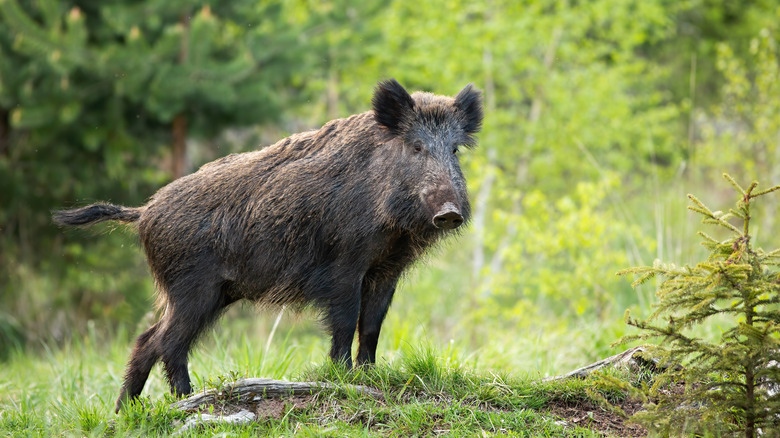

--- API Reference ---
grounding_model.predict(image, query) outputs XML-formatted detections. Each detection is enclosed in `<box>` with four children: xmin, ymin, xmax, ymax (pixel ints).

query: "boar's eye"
<box><xmin>412</xmin><ymin>140</ymin><xmax>423</xmax><ymax>153</ymax></box>
<box><xmin>452</xmin><ymin>146</ymin><xmax>459</xmax><ymax>154</ymax></box>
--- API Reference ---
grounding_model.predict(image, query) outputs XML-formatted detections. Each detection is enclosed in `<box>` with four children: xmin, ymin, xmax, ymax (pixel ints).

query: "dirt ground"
<box><xmin>546</xmin><ymin>397</ymin><xmax>647</xmax><ymax>437</ymax></box>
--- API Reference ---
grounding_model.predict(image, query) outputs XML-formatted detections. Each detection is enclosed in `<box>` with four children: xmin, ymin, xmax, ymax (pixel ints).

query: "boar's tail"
<box><xmin>52</xmin><ymin>203</ymin><xmax>142</xmax><ymax>227</ymax></box>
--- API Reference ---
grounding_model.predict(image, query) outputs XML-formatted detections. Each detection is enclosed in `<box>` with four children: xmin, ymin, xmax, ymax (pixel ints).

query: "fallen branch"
<box><xmin>174</xmin><ymin>409</ymin><xmax>256</xmax><ymax>435</ymax></box>
<box><xmin>172</xmin><ymin>377</ymin><xmax>383</xmax><ymax>412</ymax></box>
<box><xmin>544</xmin><ymin>346</ymin><xmax>655</xmax><ymax>381</ymax></box>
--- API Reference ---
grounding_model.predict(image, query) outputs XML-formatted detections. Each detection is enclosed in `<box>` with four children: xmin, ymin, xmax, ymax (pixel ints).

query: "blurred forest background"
<box><xmin>1</xmin><ymin>0</ymin><xmax>779</xmax><ymax>374</ymax></box>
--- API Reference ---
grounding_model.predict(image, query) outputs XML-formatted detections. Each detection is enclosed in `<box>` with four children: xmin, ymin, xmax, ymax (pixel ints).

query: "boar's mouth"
<box><xmin>432</xmin><ymin>202</ymin><xmax>464</xmax><ymax>230</ymax></box>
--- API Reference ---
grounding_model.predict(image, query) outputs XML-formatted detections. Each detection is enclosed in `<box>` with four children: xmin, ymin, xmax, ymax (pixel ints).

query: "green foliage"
<box><xmin>475</xmin><ymin>177</ymin><xmax>652</xmax><ymax>327</ymax></box>
<box><xmin>696</xmin><ymin>27</ymin><xmax>780</xmax><ymax>187</ymax></box>
<box><xmin>619</xmin><ymin>174</ymin><xmax>780</xmax><ymax>436</ymax></box>
<box><xmin>648</xmin><ymin>0</ymin><xmax>779</xmax><ymax>109</ymax></box>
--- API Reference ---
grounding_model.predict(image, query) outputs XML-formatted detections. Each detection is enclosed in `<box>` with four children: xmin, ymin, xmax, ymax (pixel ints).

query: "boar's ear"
<box><xmin>454</xmin><ymin>83</ymin><xmax>483</xmax><ymax>137</ymax></box>
<box><xmin>372</xmin><ymin>78</ymin><xmax>415</xmax><ymax>135</ymax></box>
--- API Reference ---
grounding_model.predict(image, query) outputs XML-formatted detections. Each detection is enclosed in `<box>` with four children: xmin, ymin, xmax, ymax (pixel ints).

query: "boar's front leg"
<box><xmin>356</xmin><ymin>277</ymin><xmax>398</xmax><ymax>366</ymax></box>
<box><xmin>323</xmin><ymin>274</ymin><xmax>364</xmax><ymax>369</ymax></box>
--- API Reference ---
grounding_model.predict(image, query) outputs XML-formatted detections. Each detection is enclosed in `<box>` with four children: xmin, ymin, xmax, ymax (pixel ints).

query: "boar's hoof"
<box><xmin>433</xmin><ymin>203</ymin><xmax>464</xmax><ymax>230</ymax></box>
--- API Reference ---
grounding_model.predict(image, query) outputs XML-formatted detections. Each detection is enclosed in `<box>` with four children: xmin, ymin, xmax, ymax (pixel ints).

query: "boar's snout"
<box><xmin>433</xmin><ymin>202</ymin><xmax>464</xmax><ymax>230</ymax></box>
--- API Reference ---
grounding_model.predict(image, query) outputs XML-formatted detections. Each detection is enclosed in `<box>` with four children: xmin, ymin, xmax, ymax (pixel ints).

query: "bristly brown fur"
<box><xmin>54</xmin><ymin>79</ymin><xmax>483</xmax><ymax>413</ymax></box>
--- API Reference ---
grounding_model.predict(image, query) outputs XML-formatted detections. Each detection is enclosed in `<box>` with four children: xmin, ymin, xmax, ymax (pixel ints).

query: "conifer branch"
<box><xmin>750</xmin><ymin>185</ymin><xmax>780</xmax><ymax>198</ymax></box>
<box><xmin>687</xmin><ymin>205</ymin><xmax>711</xmax><ymax>217</ymax></box>
<box><xmin>723</xmin><ymin>173</ymin><xmax>746</xmax><ymax>195</ymax></box>
<box><xmin>744</xmin><ymin>181</ymin><xmax>759</xmax><ymax>198</ymax></box>
<box><xmin>697</xmin><ymin>231</ymin><xmax>719</xmax><ymax>244</ymax></box>
<box><xmin>763</xmin><ymin>248</ymin><xmax>780</xmax><ymax>260</ymax></box>
<box><xmin>728</xmin><ymin>208</ymin><xmax>746</xmax><ymax>220</ymax></box>
<box><xmin>704</xmin><ymin>380</ymin><xmax>748</xmax><ymax>390</ymax></box>
<box><xmin>689</xmin><ymin>194</ymin><xmax>743</xmax><ymax>234</ymax></box>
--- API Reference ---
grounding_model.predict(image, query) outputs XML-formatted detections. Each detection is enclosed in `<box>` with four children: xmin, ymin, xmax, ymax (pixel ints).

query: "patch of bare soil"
<box><xmin>192</xmin><ymin>394</ymin><xmax>318</xmax><ymax>420</ymax></box>
<box><xmin>254</xmin><ymin>394</ymin><xmax>317</xmax><ymax>420</ymax></box>
<box><xmin>546</xmin><ymin>397</ymin><xmax>646</xmax><ymax>437</ymax></box>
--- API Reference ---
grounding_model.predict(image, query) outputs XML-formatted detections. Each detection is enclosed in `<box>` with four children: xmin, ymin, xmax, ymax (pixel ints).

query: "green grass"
<box><xmin>0</xmin><ymin>324</ymin><xmax>629</xmax><ymax>437</ymax></box>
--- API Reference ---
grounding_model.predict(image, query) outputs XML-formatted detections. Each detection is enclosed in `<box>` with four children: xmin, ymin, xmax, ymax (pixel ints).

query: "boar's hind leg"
<box><xmin>356</xmin><ymin>278</ymin><xmax>398</xmax><ymax>366</ymax></box>
<box><xmin>156</xmin><ymin>280</ymin><xmax>237</xmax><ymax>399</ymax></box>
<box><xmin>115</xmin><ymin>322</ymin><xmax>163</xmax><ymax>413</ymax></box>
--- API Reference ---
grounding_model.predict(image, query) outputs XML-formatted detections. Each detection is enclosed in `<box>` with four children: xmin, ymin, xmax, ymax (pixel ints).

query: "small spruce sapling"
<box><xmin>618</xmin><ymin>174</ymin><xmax>780</xmax><ymax>437</ymax></box>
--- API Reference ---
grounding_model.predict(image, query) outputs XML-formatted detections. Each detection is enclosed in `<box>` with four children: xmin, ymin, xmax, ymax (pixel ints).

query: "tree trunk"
<box><xmin>0</xmin><ymin>108</ymin><xmax>8</xmax><ymax>157</ymax></box>
<box><xmin>171</xmin><ymin>113</ymin><xmax>187</xmax><ymax>179</ymax></box>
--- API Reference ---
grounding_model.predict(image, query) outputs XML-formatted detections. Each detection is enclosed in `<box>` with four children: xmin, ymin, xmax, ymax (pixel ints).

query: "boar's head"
<box><xmin>372</xmin><ymin>79</ymin><xmax>483</xmax><ymax>232</ymax></box>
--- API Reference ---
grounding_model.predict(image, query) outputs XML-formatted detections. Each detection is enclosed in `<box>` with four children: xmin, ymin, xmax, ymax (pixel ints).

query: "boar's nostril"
<box><xmin>433</xmin><ymin>211</ymin><xmax>463</xmax><ymax>229</ymax></box>
<box><xmin>433</xmin><ymin>203</ymin><xmax>464</xmax><ymax>230</ymax></box>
